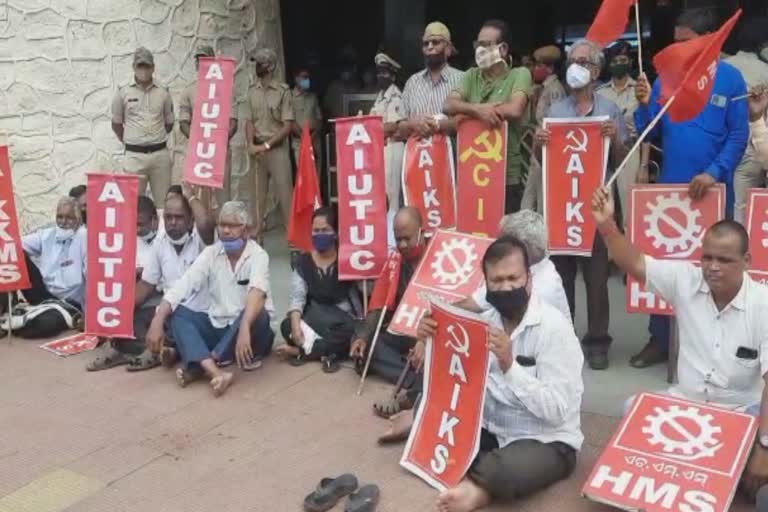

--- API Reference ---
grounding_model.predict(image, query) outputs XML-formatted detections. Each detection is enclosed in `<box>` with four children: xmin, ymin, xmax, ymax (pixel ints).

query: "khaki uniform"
<box><xmin>370</xmin><ymin>84</ymin><xmax>405</xmax><ymax>212</ymax></box>
<box><xmin>291</xmin><ymin>89</ymin><xmax>323</xmax><ymax>172</ymax></box>
<box><xmin>178</xmin><ymin>82</ymin><xmax>237</xmax><ymax>209</ymax></box>
<box><xmin>245</xmin><ymin>79</ymin><xmax>294</xmax><ymax>230</ymax></box>
<box><xmin>111</xmin><ymin>82</ymin><xmax>174</xmax><ymax>205</ymax></box>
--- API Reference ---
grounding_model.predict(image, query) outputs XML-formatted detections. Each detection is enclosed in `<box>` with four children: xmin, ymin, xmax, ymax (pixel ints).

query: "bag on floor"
<box><xmin>1</xmin><ymin>300</ymin><xmax>82</xmax><ymax>339</ymax></box>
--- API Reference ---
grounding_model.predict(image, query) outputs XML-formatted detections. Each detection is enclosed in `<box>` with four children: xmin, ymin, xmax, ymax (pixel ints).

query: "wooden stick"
<box><xmin>362</xmin><ymin>280</ymin><xmax>368</xmax><ymax>316</ymax></box>
<box><xmin>635</xmin><ymin>2</ymin><xmax>644</xmax><ymax>76</ymax></box>
<box><xmin>357</xmin><ymin>306</ymin><xmax>387</xmax><ymax>396</ymax></box>
<box><xmin>392</xmin><ymin>361</ymin><xmax>412</xmax><ymax>400</ymax></box>
<box><xmin>606</xmin><ymin>95</ymin><xmax>676</xmax><ymax>189</ymax></box>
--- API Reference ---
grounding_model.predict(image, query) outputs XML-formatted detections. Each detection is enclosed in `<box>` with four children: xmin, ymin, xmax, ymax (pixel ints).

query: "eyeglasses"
<box><xmin>422</xmin><ymin>39</ymin><xmax>445</xmax><ymax>48</ymax></box>
<box><xmin>568</xmin><ymin>58</ymin><xmax>596</xmax><ymax>68</ymax></box>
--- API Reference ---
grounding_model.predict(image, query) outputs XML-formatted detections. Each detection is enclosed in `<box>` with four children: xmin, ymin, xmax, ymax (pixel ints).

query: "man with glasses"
<box><xmin>444</xmin><ymin>19</ymin><xmax>533</xmax><ymax>213</ymax></box>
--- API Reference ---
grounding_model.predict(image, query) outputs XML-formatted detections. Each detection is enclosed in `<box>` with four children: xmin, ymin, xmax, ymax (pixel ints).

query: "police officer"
<box><xmin>245</xmin><ymin>48</ymin><xmax>294</xmax><ymax>241</ymax></box>
<box><xmin>178</xmin><ymin>45</ymin><xmax>238</xmax><ymax>210</ymax></box>
<box><xmin>290</xmin><ymin>66</ymin><xmax>323</xmax><ymax>173</ymax></box>
<box><xmin>111</xmin><ymin>47</ymin><xmax>175</xmax><ymax>205</ymax></box>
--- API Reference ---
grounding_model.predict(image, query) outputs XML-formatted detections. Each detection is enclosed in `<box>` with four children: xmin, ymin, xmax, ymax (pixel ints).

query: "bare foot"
<box><xmin>436</xmin><ymin>479</ymin><xmax>491</xmax><ymax>512</ymax></box>
<box><xmin>210</xmin><ymin>372</ymin><xmax>234</xmax><ymax>397</ymax></box>
<box><xmin>378</xmin><ymin>410</ymin><xmax>414</xmax><ymax>444</ymax></box>
<box><xmin>175</xmin><ymin>367</ymin><xmax>203</xmax><ymax>388</ymax></box>
<box><xmin>274</xmin><ymin>344</ymin><xmax>300</xmax><ymax>359</ymax></box>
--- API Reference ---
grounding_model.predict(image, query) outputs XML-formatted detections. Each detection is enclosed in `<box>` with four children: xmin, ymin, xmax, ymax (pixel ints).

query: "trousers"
<box><xmin>250</xmin><ymin>146</ymin><xmax>293</xmax><ymax>233</ymax></box>
<box><xmin>123</xmin><ymin>148</ymin><xmax>172</xmax><ymax>206</ymax></box>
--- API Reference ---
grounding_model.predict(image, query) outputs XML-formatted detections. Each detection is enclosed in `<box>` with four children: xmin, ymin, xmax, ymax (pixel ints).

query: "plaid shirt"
<box><xmin>401</xmin><ymin>65</ymin><xmax>465</xmax><ymax>118</ymax></box>
<box><xmin>481</xmin><ymin>296</ymin><xmax>584</xmax><ymax>450</ymax></box>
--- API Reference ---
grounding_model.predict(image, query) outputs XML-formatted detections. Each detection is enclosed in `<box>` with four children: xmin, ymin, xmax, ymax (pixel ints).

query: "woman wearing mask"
<box><xmin>276</xmin><ymin>207</ymin><xmax>363</xmax><ymax>373</ymax></box>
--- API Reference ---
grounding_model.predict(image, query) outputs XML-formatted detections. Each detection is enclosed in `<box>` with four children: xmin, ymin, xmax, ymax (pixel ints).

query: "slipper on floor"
<box><xmin>321</xmin><ymin>355</ymin><xmax>340</xmax><ymax>374</ymax></box>
<box><xmin>372</xmin><ymin>391</ymin><xmax>413</xmax><ymax>420</ymax></box>
<box><xmin>303</xmin><ymin>473</ymin><xmax>358</xmax><ymax>512</ymax></box>
<box><xmin>126</xmin><ymin>351</ymin><xmax>161</xmax><ymax>372</ymax></box>
<box><xmin>86</xmin><ymin>346</ymin><xmax>129</xmax><ymax>372</ymax></box>
<box><xmin>289</xmin><ymin>354</ymin><xmax>309</xmax><ymax>367</ymax></box>
<box><xmin>344</xmin><ymin>484</ymin><xmax>380</xmax><ymax>512</ymax></box>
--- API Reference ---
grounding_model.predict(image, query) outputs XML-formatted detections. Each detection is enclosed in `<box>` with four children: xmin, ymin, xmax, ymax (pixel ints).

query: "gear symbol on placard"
<box><xmin>431</xmin><ymin>238</ymin><xmax>478</xmax><ymax>288</ymax></box>
<box><xmin>643</xmin><ymin>193</ymin><xmax>703</xmax><ymax>254</ymax></box>
<box><xmin>642</xmin><ymin>405</ymin><xmax>722</xmax><ymax>459</ymax></box>
<box><xmin>761</xmin><ymin>214</ymin><xmax>768</xmax><ymax>248</ymax></box>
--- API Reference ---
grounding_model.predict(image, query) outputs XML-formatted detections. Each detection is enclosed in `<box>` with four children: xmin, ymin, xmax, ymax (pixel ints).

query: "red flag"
<box><xmin>287</xmin><ymin>121</ymin><xmax>322</xmax><ymax>252</ymax></box>
<box><xmin>0</xmin><ymin>145</ymin><xmax>30</xmax><ymax>292</ymax></box>
<box><xmin>585</xmin><ymin>0</ymin><xmax>637</xmax><ymax>48</ymax></box>
<box><xmin>368</xmin><ymin>251</ymin><xmax>402</xmax><ymax>311</ymax></box>
<box><xmin>654</xmin><ymin>10</ymin><xmax>741</xmax><ymax>123</ymax></box>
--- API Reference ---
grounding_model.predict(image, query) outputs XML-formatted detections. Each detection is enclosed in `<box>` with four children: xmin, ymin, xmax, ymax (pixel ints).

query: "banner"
<box><xmin>86</xmin><ymin>174</ymin><xmax>139</xmax><ymax>338</ymax></box>
<box><xmin>389</xmin><ymin>230</ymin><xmax>493</xmax><ymax>337</ymax></box>
<box><xmin>400</xmin><ymin>300</ymin><xmax>490</xmax><ymax>491</ymax></box>
<box><xmin>40</xmin><ymin>333</ymin><xmax>99</xmax><ymax>357</ymax></box>
<box><xmin>583</xmin><ymin>392</ymin><xmax>756</xmax><ymax>512</ymax></box>
<box><xmin>626</xmin><ymin>184</ymin><xmax>724</xmax><ymax>315</ymax></box>
<box><xmin>402</xmin><ymin>134</ymin><xmax>456</xmax><ymax>233</ymax></box>
<box><xmin>0</xmin><ymin>145</ymin><xmax>30</xmax><ymax>291</ymax></box>
<box><xmin>335</xmin><ymin>115</ymin><xmax>389</xmax><ymax>280</ymax></box>
<box><xmin>183</xmin><ymin>56</ymin><xmax>236</xmax><ymax>188</ymax></box>
<box><xmin>543</xmin><ymin>117</ymin><xmax>609</xmax><ymax>256</ymax></box>
<box><xmin>745</xmin><ymin>188</ymin><xmax>768</xmax><ymax>286</ymax></box>
<box><xmin>456</xmin><ymin>119</ymin><xmax>507</xmax><ymax>237</ymax></box>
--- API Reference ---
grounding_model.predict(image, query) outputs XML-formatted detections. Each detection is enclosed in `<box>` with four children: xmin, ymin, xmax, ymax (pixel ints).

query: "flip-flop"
<box><xmin>321</xmin><ymin>355</ymin><xmax>341</xmax><ymax>374</ymax></box>
<box><xmin>86</xmin><ymin>346</ymin><xmax>129</xmax><ymax>372</ymax></box>
<box><xmin>126</xmin><ymin>350</ymin><xmax>161</xmax><ymax>372</ymax></box>
<box><xmin>303</xmin><ymin>473</ymin><xmax>359</xmax><ymax>512</ymax></box>
<box><xmin>289</xmin><ymin>353</ymin><xmax>309</xmax><ymax>367</ymax></box>
<box><xmin>344</xmin><ymin>484</ymin><xmax>380</xmax><ymax>512</ymax></box>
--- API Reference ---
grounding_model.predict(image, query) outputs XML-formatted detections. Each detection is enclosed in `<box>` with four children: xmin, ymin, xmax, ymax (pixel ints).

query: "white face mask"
<box><xmin>566</xmin><ymin>63</ymin><xmax>592</xmax><ymax>90</ymax></box>
<box><xmin>139</xmin><ymin>230</ymin><xmax>157</xmax><ymax>244</ymax></box>
<box><xmin>475</xmin><ymin>45</ymin><xmax>504</xmax><ymax>70</ymax></box>
<box><xmin>55</xmin><ymin>226</ymin><xmax>75</xmax><ymax>242</ymax></box>
<box><xmin>168</xmin><ymin>231</ymin><xmax>191</xmax><ymax>247</ymax></box>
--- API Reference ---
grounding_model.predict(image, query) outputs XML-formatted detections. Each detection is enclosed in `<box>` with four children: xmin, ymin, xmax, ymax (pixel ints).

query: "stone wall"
<box><xmin>0</xmin><ymin>0</ymin><xmax>284</xmax><ymax>232</ymax></box>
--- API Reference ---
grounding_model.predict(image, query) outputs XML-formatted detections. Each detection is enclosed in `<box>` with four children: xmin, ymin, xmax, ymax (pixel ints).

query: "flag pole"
<box><xmin>362</xmin><ymin>280</ymin><xmax>368</xmax><ymax>316</ymax></box>
<box><xmin>606</xmin><ymin>95</ymin><xmax>676</xmax><ymax>189</ymax></box>
<box><xmin>635</xmin><ymin>1</ymin><xmax>644</xmax><ymax>76</ymax></box>
<box><xmin>357</xmin><ymin>306</ymin><xmax>387</xmax><ymax>396</ymax></box>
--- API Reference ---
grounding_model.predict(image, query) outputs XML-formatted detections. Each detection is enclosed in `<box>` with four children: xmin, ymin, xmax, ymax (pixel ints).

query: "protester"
<box><xmin>633</xmin><ymin>8</ymin><xmax>749</xmax><ymax>369</ymax></box>
<box><xmin>178</xmin><ymin>45</ymin><xmax>238</xmax><ymax>209</ymax></box>
<box><xmin>591</xmin><ymin>185</ymin><xmax>768</xmax><ymax>498</ymax></box>
<box><xmin>419</xmin><ymin>236</ymin><xmax>583</xmax><ymax>512</ymax></box>
<box><xmin>68</xmin><ymin>185</ymin><xmax>87</xmax><ymax>224</ymax></box>
<box><xmin>533</xmin><ymin>38</ymin><xmax>628</xmax><ymax>370</ymax></box>
<box><xmin>146</xmin><ymin>201</ymin><xmax>275</xmax><ymax>397</ymax></box>
<box><xmin>350</xmin><ymin>206</ymin><xmax>426</xmax><ymax>418</ymax></box>
<box><xmin>290</xmin><ymin>66</ymin><xmax>323</xmax><ymax>172</ymax></box>
<box><xmin>370</xmin><ymin>52</ymin><xmax>405</xmax><ymax>213</ymax></box>
<box><xmin>245</xmin><ymin>48</ymin><xmax>294</xmax><ymax>242</ymax></box>
<box><xmin>276</xmin><ymin>207</ymin><xmax>362</xmax><ymax>372</ymax></box>
<box><xmin>136</xmin><ymin>195</ymin><xmax>159</xmax><ymax>271</ymax></box>
<box><xmin>444</xmin><ymin>19</ymin><xmax>532</xmax><ymax>213</ymax></box>
<box><xmin>111</xmin><ymin>47</ymin><xmax>174</xmax><ymax>205</ymax></box>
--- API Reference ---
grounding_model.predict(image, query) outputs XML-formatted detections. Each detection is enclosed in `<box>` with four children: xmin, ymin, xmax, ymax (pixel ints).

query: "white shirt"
<box><xmin>646</xmin><ymin>257</ymin><xmax>768</xmax><ymax>409</ymax></box>
<box><xmin>164</xmin><ymin>239</ymin><xmax>273</xmax><ymax>328</ymax></box>
<box><xmin>22</xmin><ymin>227</ymin><xmax>87</xmax><ymax>305</ymax></box>
<box><xmin>142</xmin><ymin>230</ymin><xmax>208</xmax><ymax>312</ymax></box>
<box><xmin>472</xmin><ymin>258</ymin><xmax>572</xmax><ymax>323</ymax></box>
<box><xmin>136</xmin><ymin>237</ymin><xmax>154</xmax><ymax>270</ymax></box>
<box><xmin>482</xmin><ymin>296</ymin><xmax>584</xmax><ymax>450</ymax></box>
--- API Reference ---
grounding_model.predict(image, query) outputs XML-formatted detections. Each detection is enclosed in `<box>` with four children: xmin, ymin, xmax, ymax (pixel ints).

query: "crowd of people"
<box><xmin>11</xmin><ymin>6</ymin><xmax>768</xmax><ymax>512</ymax></box>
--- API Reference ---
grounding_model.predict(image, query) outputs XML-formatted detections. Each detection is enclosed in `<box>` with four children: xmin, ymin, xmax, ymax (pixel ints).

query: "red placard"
<box><xmin>456</xmin><ymin>119</ymin><xmax>507</xmax><ymax>237</ymax></box>
<box><xmin>40</xmin><ymin>333</ymin><xmax>99</xmax><ymax>357</ymax></box>
<box><xmin>400</xmin><ymin>301</ymin><xmax>490</xmax><ymax>491</ymax></box>
<box><xmin>183</xmin><ymin>57</ymin><xmax>235</xmax><ymax>188</ymax></box>
<box><xmin>583</xmin><ymin>392</ymin><xmax>757</xmax><ymax>512</ymax></box>
<box><xmin>745</xmin><ymin>188</ymin><xmax>768</xmax><ymax>286</ymax></box>
<box><xmin>335</xmin><ymin>116</ymin><xmax>389</xmax><ymax>280</ymax></box>
<box><xmin>626</xmin><ymin>184</ymin><xmax>724</xmax><ymax>315</ymax></box>
<box><xmin>389</xmin><ymin>230</ymin><xmax>493</xmax><ymax>337</ymax></box>
<box><xmin>0</xmin><ymin>145</ymin><xmax>30</xmax><ymax>291</ymax></box>
<box><xmin>402</xmin><ymin>134</ymin><xmax>456</xmax><ymax>233</ymax></box>
<box><xmin>543</xmin><ymin>117</ymin><xmax>609</xmax><ymax>256</ymax></box>
<box><xmin>85</xmin><ymin>174</ymin><xmax>139</xmax><ymax>338</ymax></box>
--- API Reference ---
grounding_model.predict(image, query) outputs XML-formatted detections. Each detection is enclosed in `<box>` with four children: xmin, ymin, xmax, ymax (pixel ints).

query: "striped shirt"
<box><xmin>401</xmin><ymin>65</ymin><xmax>465</xmax><ymax>117</ymax></box>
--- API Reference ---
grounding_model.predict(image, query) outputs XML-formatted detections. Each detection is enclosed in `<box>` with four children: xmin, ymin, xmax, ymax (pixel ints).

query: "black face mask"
<box><xmin>425</xmin><ymin>53</ymin><xmax>447</xmax><ymax>69</ymax></box>
<box><xmin>486</xmin><ymin>286</ymin><xmax>529</xmax><ymax>320</ymax></box>
<box><xmin>256</xmin><ymin>64</ymin><xmax>270</xmax><ymax>77</ymax></box>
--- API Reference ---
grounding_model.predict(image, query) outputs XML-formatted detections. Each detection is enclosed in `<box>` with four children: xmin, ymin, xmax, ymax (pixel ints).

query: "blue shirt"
<box><xmin>634</xmin><ymin>61</ymin><xmax>749</xmax><ymax>213</ymax></box>
<box><xmin>22</xmin><ymin>226</ymin><xmax>87</xmax><ymax>306</ymax></box>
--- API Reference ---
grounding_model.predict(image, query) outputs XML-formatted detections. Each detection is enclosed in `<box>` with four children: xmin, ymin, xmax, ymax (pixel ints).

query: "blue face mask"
<box><xmin>298</xmin><ymin>77</ymin><xmax>311</xmax><ymax>91</ymax></box>
<box><xmin>312</xmin><ymin>233</ymin><xmax>337</xmax><ymax>252</ymax></box>
<box><xmin>221</xmin><ymin>237</ymin><xmax>246</xmax><ymax>254</ymax></box>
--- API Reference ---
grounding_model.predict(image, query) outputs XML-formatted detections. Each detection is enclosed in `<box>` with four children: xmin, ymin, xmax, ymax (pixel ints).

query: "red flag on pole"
<box><xmin>287</xmin><ymin>121</ymin><xmax>322</xmax><ymax>252</ymax></box>
<box><xmin>585</xmin><ymin>0</ymin><xmax>637</xmax><ymax>47</ymax></box>
<box><xmin>368</xmin><ymin>251</ymin><xmax>402</xmax><ymax>311</ymax></box>
<box><xmin>0</xmin><ymin>145</ymin><xmax>30</xmax><ymax>292</ymax></box>
<box><xmin>654</xmin><ymin>9</ymin><xmax>742</xmax><ymax>123</ymax></box>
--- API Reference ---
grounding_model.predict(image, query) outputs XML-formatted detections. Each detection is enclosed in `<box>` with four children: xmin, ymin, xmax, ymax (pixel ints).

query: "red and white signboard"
<box><xmin>542</xmin><ymin>117</ymin><xmax>609</xmax><ymax>256</ymax></box>
<box><xmin>745</xmin><ymin>188</ymin><xmax>768</xmax><ymax>286</ymax></box>
<box><xmin>455</xmin><ymin>119</ymin><xmax>507</xmax><ymax>238</ymax></box>
<box><xmin>626</xmin><ymin>184</ymin><xmax>724</xmax><ymax>315</ymax></box>
<box><xmin>402</xmin><ymin>134</ymin><xmax>456</xmax><ymax>233</ymax></box>
<box><xmin>183</xmin><ymin>57</ymin><xmax>236</xmax><ymax>189</ymax></box>
<box><xmin>389</xmin><ymin>230</ymin><xmax>493</xmax><ymax>338</ymax></box>
<box><xmin>335</xmin><ymin>116</ymin><xmax>389</xmax><ymax>280</ymax></box>
<box><xmin>86</xmin><ymin>174</ymin><xmax>139</xmax><ymax>338</ymax></box>
<box><xmin>0</xmin><ymin>145</ymin><xmax>30</xmax><ymax>291</ymax></box>
<box><xmin>40</xmin><ymin>333</ymin><xmax>99</xmax><ymax>357</ymax></box>
<box><xmin>401</xmin><ymin>300</ymin><xmax>490</xmax><ymax>491</ymax></box>
<box><xmin>583</xmin><ymin>392</ymin><xmax>757</xmax><ymax>512</ymax></box>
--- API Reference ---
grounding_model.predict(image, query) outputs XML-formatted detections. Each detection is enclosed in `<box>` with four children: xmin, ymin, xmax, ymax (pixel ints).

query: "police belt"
<box><xmin>125</xmin><ymin>142</ymin><xmax>167</xmax><ymax>154</ymax></box>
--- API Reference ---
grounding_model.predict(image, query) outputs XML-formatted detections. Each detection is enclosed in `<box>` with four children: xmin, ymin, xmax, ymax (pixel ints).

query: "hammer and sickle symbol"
<box><xmin>563</xmin><ymin>128</ymin><xmax>589</xmax><ymax>153</ymax></box>
<box><xmin>460</xmin><ymin>130</ymin><xmax>503</xmax><ymax>163</ymax></box>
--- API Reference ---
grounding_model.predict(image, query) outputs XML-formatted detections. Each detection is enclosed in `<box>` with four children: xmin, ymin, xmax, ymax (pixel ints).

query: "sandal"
<box><xmin>321</xmin><ymin>355</ymin><xmax>340</xmax><ymax>374</ymax></box>
<box><xmin>86</xmin><ymin>345</ymin><xmax>129</xmax><ymax>372</ymax></box>
<box><xmin>372</xmin><ymin>390</ymin><xmax>414</xmax><ymax>420</ymax></box>
<box><xmin>303</xmin><ymin>473</ymin><xmax>359</xmax><ymax>512</ymax></box>
<box><xmin>344</xmin><ymin>484</ymin><xmax>380</xmax><ymax>512</ymax></box>
<box><xmin>289</xmin><ymin>353</ymin><xmax>309</xmax><ymax>367</ymax></box>
<box><xmin>126</xmin><ymin>350</ymin><xmax>161</xmax><ymax>372</ymax></box>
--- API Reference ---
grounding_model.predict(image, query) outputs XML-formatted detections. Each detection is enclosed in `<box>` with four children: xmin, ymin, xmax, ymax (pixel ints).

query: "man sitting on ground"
<box><xmin>146</xmin><ymin>201</ymin><xmax>274</xmax><ymax>397</ymax></box>
<box><xmin>424</xmin><ymin>236</ymin><xmax>583</xmax><ymax>512</ymax></box>
<box><xmin>591</xmin><ymin>186</ymin><xmax>768</xmax><ymax>497</ymax></box>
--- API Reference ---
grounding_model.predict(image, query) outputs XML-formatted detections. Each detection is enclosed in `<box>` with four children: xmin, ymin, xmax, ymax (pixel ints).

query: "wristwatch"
<box><xmin>264</xmin><ymin>142</ymin><xmax>271</xmax><ymax>150</ymax></box>
<box><xmin>759</xmin><ymin>433</ymin><xmax>768</xmax><ymax>449</ymax></box>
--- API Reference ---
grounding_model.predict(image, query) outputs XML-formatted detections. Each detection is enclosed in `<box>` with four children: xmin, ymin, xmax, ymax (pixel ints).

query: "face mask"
<box><xmin>532</xmin><ymin>66</ymin><xmax>551</xmax><ymax>84</ymax></box>
<box><xmin>376</xmin><ymin>75</ymin><xmax>393</xmax><ymax>89</ymax></box>
<box><xmin>221</xmin><ymin>237</ymin><xmax>246</xmax><ymax>254</ymax></box>
<box><xmin>475</xmin><ymin>45</ymin><xmax>504</xmax><ymax>70</ymax></box>
<box><xmin>55</xmin><ymin>226</ymin><xmax>75</xmax><ymax>242</ymax></box>
<box><xmin>297</xmin><ymin>77</ymin><xmax>311</xmax><ymax>91</ymax></box>
<box><xmin>256</xmin><ymin>64</ymin><xmax>271</xmax><ymax>77</ymax></box>
<box><xmin>566</xmin><ymin>63</ymin><xmax>592</xmax><ymax>89</ymax></box>
<box><xmin>312</xmin><ymin>233</ymin><xmax>337</xmax><ymax>252</ymax></box>
<box><xmin>139</xmin><ymin>230</ymin><xmax>157</xmax><ymax>244</ymax></box>
<box><xmin>168</xmin><ymin>230</ymin><xmax>191</xmax><ymax>247</ymax></box>
<box><xmin>609</xmin><ymin>63</ymin><xmax>630</xmax><ymax>79</ymax></box>
<box><xmin>135</xmin><ymin>68</ymin><xmax>152</xmax><ymax>83</ymax></box>
<box><xmin>425</xmin><ymin>53</ymin><xmax>447</xmax><ymax>70</ymax></box>
<box><xmin>401</xmin><ymin>231</ymin><xmax>424</xmax><ymax>262</ymax></box>
<box><xmin>485</xmin><ymin>286</ymin><xmax>529</xmax><ymax>320</ymax></box>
